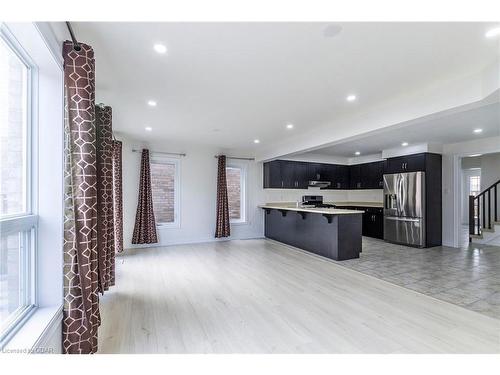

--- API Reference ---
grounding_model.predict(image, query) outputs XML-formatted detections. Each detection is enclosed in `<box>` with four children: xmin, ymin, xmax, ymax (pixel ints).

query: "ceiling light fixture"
<box><xmin>468</xmin><ymin>154</ymin><xmax>482</xmax><ymax>157</ymax></box>
<box><xmin>473</xmin><ymin>128</ymin><xmax>483</xmax><ymax>134</ymax></box>
<box><xmin>401</xmin><ymin>142</ymin><xmax>409</xmax><ymax>147</ymax></box>
<box><xmin>145</xmin><ymin>126</ymin><xmax>152</xmax><ymax>131</ymax></box>
<box><xmin>147</xmin><ymin>100</ymin><xmax>157</xmax><ymax>107</ymax></box>
<box><xmin>254</xmin><ymin>139</ymin><xmax>260</xmax><ymax>144</ymax></box>
<box><xmin>286</xmin><ymin>123</ymin><xmax>294</xmax><ymax>129</ymax></box>
<box><xmin>354</xmin><ymin>151</ymin><xmax>361</xmax><ymax>156</ymax></box>
<box><xmin>485</xmin><ymin>27</ymin><xmax>500</xmax><ymax>38</ymax></box>
<box><xmin>346</xmin><ymin>94</ymin><xmax>357</xmax><ymax>102</ymax></box>
<box><xmin>153</xmin><ymin>43</ymin><xmax>167</xmax><ymax>54</ymax></box>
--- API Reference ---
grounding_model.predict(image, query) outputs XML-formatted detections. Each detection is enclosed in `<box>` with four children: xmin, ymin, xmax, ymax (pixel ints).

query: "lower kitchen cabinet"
<box><xmin>362</xmin><ymin>208</ymin><xmax>384</xmax><ymax>239</ymax></box>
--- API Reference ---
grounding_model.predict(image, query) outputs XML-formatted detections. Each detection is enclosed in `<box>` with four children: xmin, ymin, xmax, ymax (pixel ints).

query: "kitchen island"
<box><xmin>260</xmin><ymin>204</ymin><xmax>363</xmax><ymax>261</ymax></box>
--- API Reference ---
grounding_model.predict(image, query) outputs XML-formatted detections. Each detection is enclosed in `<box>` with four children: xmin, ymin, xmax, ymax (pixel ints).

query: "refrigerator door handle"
<box><xmin>385</xmin><ymin>216</ymin><xmax>420</xmax><ymax>222</ymax></box>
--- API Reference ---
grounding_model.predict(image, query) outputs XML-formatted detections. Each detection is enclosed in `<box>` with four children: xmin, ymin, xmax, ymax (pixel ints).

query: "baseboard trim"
<box><xmin>125</xmin><ymin>235</ymin><xmax>266</xmax><ymax>251</ymax></box>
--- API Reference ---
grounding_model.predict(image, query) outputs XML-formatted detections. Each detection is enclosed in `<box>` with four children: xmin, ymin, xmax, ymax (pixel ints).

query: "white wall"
<box><xmin>119</xmin><ymin>133</ymin><xmax>265</xmax><ymax>249</ymax></box>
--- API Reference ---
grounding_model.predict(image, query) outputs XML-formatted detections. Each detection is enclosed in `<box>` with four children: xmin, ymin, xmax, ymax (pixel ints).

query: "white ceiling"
<box><xmin>54</xmin><ymin>22</ymin><xmax>499</xmax><ymax>154</ymax></box>
<box><xmin>300</xmin><ymin>102</ymin><xmax>500</xmax><ymax>157</ymax></box>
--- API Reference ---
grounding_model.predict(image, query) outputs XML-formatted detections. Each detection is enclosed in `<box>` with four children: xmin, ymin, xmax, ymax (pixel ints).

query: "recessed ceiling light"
<box><xmin>147</xmin><ymin>100</ymin><xmax>157</xmax><ymax>107</ymax></box>
<box><xmin>401</xmin><ymin>142</ymin><xmax>409</xmax><ymax>147</ymax></box>
<box><xmin>468</xmin><ymin>154</ymin><xmax>482</xmax><ymax>157</ymax></box>
<box><xmin>286</xmin><ymin>123</ymin><xmax>294</xmax><ymax>129</ymax></box>
<box><xmin>145</xmin><ymin>126</ymin><xmax>152</xmax><ymax>131</ymax></box>
<box><xmin>254</xmin><ymin>139</ymin><xmax>260</xmax><ymax>144</ymax></box>
<box><xmin>346</xmin><ymin>94</ymin><xmax>357</xmax><ymax>102</ymax></box>
<box><xmin>354</xmin><ymin>151</ymin><xmax>361</xmax><ymax>156</ymax></box>
<box><xmin>485</xmin><ymin>27</ymin><xmax>500</xmax><ymax>38</ymax></box>
<box><xmin>153</xmin><ymin>43</ymin><xmax>167</xmax><ymax>54</ymax></box>
<box><xmin>473</xmin><ymin>128</ymin><xmax>483</xmax><ymax>134</ymax></box>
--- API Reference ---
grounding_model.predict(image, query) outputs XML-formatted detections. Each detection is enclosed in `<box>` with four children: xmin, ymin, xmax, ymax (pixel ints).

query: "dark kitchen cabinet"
<box><xmin>348</xmin><ymin>161</ymin><xmax>383</xmax><ymax>189</ymax></box>
<box><xmin>263</xmin><ymin>160</ymin><xmax>310</xmax><ymax>189</ymax></box>
<box><xmin>362</xmin><ymin>207</ymin><xmax>384</xmax><ymax>239</ymax></box>
<box><xmin>264</xmin><ymin>159</ymin><xmax>383</xmax><ymax>190</ymax></box>
<box><xmin>263</xmin><ymin>160</ymin><xmax>283</xmax><ymax>188</ymax></box>
<box><xmin>384</xmin><ymin>153</ymin><xmax>426</xmax><ymax>174</ymax></box>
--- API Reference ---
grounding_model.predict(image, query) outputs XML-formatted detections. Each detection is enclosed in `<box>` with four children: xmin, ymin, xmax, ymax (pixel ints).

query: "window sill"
<box><xmin>230</xmin><ymin>221</ymin><xmax>249</xmax><ymax>226</ymax></box>
<box><xmin>3</xmin><ymin>304</ymin><xmax>62</xmax><ymax>353</ymax></box>
<box><xmin>156</xmin><ymin>223</ymin><xmax>181</xmax><ymax>229</ymax></box>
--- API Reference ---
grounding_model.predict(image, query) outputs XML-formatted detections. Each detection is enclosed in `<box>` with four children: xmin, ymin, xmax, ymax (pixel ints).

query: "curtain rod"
<box><xmin>214</xmin><ymin>155</ymin><xmax>255</xmax><ymax>161</ymax></box>
<box><xmin>65</xmin><ymin>22</ymin><xmax>81</xmax><ymax>51</ymax></box>
<box><xmin>132</xmin><ymin>149</ymin><xmax>186</xmax><ymax>157</ymax></box>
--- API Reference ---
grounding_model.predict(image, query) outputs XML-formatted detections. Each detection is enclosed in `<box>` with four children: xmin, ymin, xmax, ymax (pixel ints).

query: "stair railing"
<box><xmin>469</xmin><ymin>179</ymin><xmax>500</xmax><ymax>239</ymax></box>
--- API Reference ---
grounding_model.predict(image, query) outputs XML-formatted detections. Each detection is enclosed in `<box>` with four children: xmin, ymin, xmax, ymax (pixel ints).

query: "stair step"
<box><xmin>482</xmin><ymin>228</ymin><xmax>495</xmax><ymax>233</ymax></box>
<box><xmin>494</xmin><ymin>221</ymin><xmax>500</xmax><ymax>225</ymax></box>
<box><xmin>470</xmin><ymin>234</ymin><xmax>483</xmax><ymax>239</ymax></box>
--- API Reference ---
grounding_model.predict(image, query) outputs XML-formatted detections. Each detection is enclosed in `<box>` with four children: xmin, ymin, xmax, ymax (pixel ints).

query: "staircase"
<box><xmin>469</xmin><ymin>179</ymin><xmax>500</xmax><ymax>245</ymax></box>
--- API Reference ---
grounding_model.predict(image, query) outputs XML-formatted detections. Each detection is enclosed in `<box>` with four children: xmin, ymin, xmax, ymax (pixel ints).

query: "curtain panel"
<box><xmin>95</xmin><ymin>105</ymin><xmax>115</xmax><ymax>291</ymax></box>
<box><xmin>132</xmin><ymin>149</ymin><xmax>158</xmax><ymax>244</ymax></box>
<box><xmin>215</xmin><ymin>155</ymin><xmax>230</xmax><ymax>238</ymax></box>
<box><xmin>62</xmin><ymin>41</ymin><xmax>100</xmax><ymax>354</ymax></box>
<box><xmin>112</xmin><ymin>140</ymin><xmax>124</xmax><ymax>253</ymax></box>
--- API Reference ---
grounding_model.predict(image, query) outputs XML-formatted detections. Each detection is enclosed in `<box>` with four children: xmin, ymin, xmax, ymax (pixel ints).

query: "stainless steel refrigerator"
<box><xmin>383</xmin><ymin>172</ymin><xmax>425</xmax><ymax>247</ymax></box>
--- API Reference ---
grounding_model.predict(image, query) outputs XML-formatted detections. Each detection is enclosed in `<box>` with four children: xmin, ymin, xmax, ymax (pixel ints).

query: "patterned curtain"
<box><xmin>62</xmin><ymin>41</ymin><xmax>100</xmax><ymax>354</ymax></box>
<box><xmin>112</xmin><ymin>140</ymin><xmax>124</xmax><ymax>253</ymax></box>
<box><xmin>215</xmin><ymin>155</ymin><xmax>230</xmax><ymax>238</ymax></box>
<box><xmin>132</xmin><ymin>149</ymin><xmax>158</xmax><ymax>244</ymax></box>
<box><xmin>95</xmin><ymin>105</ymin><xmax>115</xmax><ymax>292</ymax></box>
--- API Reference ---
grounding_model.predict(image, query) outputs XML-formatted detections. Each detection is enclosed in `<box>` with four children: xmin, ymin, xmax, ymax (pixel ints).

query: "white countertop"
<box><xmin>327</xmin><ymin>201</ymin><xmax>384</xmax><ymax>208</ymax></box>
<box><xmin>259</xmin><ymin>203</ymin><xmax>363</xmax><ymax>215</ymax></box>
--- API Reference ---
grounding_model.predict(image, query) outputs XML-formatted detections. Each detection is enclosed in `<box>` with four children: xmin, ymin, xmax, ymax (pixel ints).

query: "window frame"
<box><xmin>0</xmin><ymin>24</ymin><xmax>38</xmax><ymax>347</ymax></box>
<box><xmin>227</xmin><ymin>163</ymin><xmax>247</xmax><ymax>225</ymax></box>
<box><xmin>150</xmin><ymin>154</ymin><xmax>181</xmax><ymax>229</ymax></box>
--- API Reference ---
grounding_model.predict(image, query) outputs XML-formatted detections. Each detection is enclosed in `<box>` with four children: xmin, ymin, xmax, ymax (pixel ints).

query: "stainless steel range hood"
<box><xmin>308</xmin><ymin>180</ymin><xmax>331</xmax><ymax>188</ymax></box>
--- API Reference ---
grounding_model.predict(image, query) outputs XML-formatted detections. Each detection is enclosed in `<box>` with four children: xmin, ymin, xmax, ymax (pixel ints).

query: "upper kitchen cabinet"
<box><xmin>349</xmin><ymin>161</ymin><xmax>384</xmax><ymax>189</ymax></box>
<box><xmin>263</xmin><ymin>160</ymin><xmax>309</xmax><ymax>189</ymax></box>
<box><xmin>263</xmin><ymin>159</ymin><xmax>384</xmax><ymax>190</ymax></box>
<box><xmin>384</xmin><ymin>153</ymin><xmax>426</xmax><ymax>174</ymax></box>
<box><xmin>263</xmin><ymin>160</ymin><xmax>283</xmax><ymax>188</ymax></box>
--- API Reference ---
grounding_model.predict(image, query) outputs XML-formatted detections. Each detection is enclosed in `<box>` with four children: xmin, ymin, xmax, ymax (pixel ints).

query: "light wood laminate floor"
<box><xmin>98</xmin><ymin>239</ymin><xmax>500</xmax><ymax>353</ymax></box>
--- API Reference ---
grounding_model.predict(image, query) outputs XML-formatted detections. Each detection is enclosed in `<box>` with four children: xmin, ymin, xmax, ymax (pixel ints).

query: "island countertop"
<box><xmin>259</xmin><ymin>203</ymin><xmax>362</xmax><ymax>215</ymax></box>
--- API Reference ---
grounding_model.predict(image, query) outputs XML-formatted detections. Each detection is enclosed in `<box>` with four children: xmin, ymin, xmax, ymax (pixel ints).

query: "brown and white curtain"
<box><xmin>132</xmin><ymin>149</ymin><xmax>158</xmax><ymax>244</ymax></box>
<box><xmin>63</xmin><ymin>41</ymin><xmax>100</xmax><ymax>354</ymax></box>
<box><xmin>112</xmin><ymin>140</ymin><xmax>124</xmax><ymax>253</ymax></box>
<box><xmin>95</xmin><ymin>105</ymin><xmax>115</xmax><ymax>291</ymax></box>
<box><xmin>215</xmin><ymin>155</ymin><xmax>230</xmax><ymax>238</ymax></box>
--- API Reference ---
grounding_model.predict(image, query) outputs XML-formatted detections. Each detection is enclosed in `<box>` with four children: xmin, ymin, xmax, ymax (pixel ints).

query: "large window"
<box><xmin>0</xmin><ymin>31</ymin><xmax>36</xmax><ymax>344</ymax></box>
<box><xmin>150</xmin><ymin>155</ymin><xmax>180</xmax><ymax>227</ymax></box>
<box><xmin>227</xmin><ymin>165</ymin><xmax>246</xmax><ymax>223</ymax></box>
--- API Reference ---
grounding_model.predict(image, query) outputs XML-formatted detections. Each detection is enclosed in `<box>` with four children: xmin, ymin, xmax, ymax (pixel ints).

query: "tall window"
<box><xmin>469</xmin><ymin>175</ymin><xmax>481</xmax><ymax>197</ymax></box>
<box><xmin>0</xmin><ymin>33</ymin><xmax>36</xmax><ymax>343</ymax></box>
<box><xmin>150</xmin><ymin>156</ymin><xmax>180</xmax><ymax>227</ymax></box>
<box><xmin>227</xmin><ymin>165</ymin><xmax>246</xmax><ymax>223</ymax></box>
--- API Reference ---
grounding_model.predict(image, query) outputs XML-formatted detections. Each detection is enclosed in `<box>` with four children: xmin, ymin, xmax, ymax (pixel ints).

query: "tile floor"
<box><xmin>336</xmin><ymin>236</ymin><xmax>500</xmax><ymax>319</ymax></box>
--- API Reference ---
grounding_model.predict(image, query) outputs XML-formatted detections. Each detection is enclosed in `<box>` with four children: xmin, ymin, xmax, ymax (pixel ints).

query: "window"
<box><xmin>150</xmin><ymin>155</ymin><xmax>180</xmax><ymax>227</ymax></box>
<box><xmin>0</xmin><ymin>31</ymin><xmax>36</xmax><ymax>344</ymax></box>
<box><xmin>227</xmin><ymin>165</ymin><xmax>246</xmax><ymax>223</ymax></box>
<box><xmin>469</xmin><ymin>175</ymin><xmax>481</xmax><ymax>196</ymax></box>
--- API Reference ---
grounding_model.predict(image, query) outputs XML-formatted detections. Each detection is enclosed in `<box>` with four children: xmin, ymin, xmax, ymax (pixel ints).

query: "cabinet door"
<box><xmin>335</xmin><ymin>165</ymin><xmax>350</xmax><ymax>189</ymax></box>
<box><xmin>294</xmin><ymin>162</ymin><xmax>309</xmax><ymax>189</ymax></box>
<box><xmin>384</xmin><ymin>153</ymin><xmax>426</xmax><ymax>174</ymax></box>
<box><xmin>363</xmin><ymin>161</ymin><xmax>384</xmax><ymax>189</ymax></box>
<box><xmin>280</xmin><ymin>161</ymin><xmax>296</xmax><ymax>188</ymax></box>
<box><xmin>263</xmin><ymin>161</ymin><xmax>282</xmax><ymax>188</ymax></box>
<box><xmin>349</xmin><ymin>165</ymin><xmax>362</xmax><ymax>189</ymax></box>
<box><xmin>404</xmin><ymin>154</ymin><xmax>425</xmax><ymax>172</ymax></box>
<box><xmin>362</xmin><ymin>211</ymin><xmax>372</xmax><ymax>237</ymax></box>
<box><xmin>373</xmin><ymin>161</ymin><xmax>384</xmax><ymax>189</ymax></box>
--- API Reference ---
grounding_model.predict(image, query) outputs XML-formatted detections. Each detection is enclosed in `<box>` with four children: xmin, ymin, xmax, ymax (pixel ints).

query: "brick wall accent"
<box><xmin>226</xmin><ymin>167</ymin><xmax>241</xmax><ymax>220</ymax></box>
<box><xmin>151</xmin><ymin>162</ymin><xmax>175</xmax><ymax>223</ymax></box>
